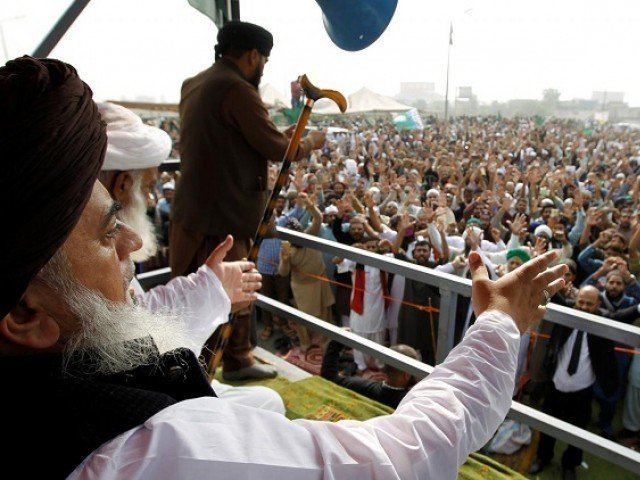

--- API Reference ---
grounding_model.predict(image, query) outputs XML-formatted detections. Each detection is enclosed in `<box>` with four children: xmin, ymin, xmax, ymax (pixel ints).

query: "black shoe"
<box><xmin>273</xmin><ymin>336</ymin><xmax>292</xmax><ymax>355</ymax></box>
<box><xmin>528</xmin><ymin>458</ymin><xmax>548</xmax><ymax>475</ymax></box>
<box><xmin>600</xmin><ymin>426</ymin><xmax>615</xmax><ymax>441</ymax></box>
<box><xmin>222</xmin><ymin>364</ymin><xmax>277</xmax><ymax>381</ymax></box>
<box><xmin>562</xmin><ymin>467</ymin><xmax>577</xmax><ymax>480</ymax></box>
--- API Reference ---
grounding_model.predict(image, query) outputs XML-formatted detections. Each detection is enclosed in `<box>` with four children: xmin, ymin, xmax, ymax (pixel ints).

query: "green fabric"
<box><xmin>506</xmin><ymin>248</ymin><xmax>531</xmax><ymax>263</ymax></box>
<box><xmin>282</xmin><ymin>105</ymin><xmax>303</xmax><ymax>125</ymax></box>
<box><xmin>217</xmin><ymin>374</ymin><xmax>526</xmax><ymax>479</ymax></box>
<box><xmin>187</xmin><ymin>0</ymin><xmax>228</xmax><ymax>28</ymax></box>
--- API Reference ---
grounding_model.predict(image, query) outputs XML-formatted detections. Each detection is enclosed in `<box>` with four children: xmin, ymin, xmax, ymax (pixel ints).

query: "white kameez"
<box><xmin>132</xmin><ymin>266</ymin><xmax>285</xmax><ymax>414</ymax></box>
<box><xmin>69</xmin><ymin>310</ymin><xmax>520</xmax><ymax>480</ymax></box>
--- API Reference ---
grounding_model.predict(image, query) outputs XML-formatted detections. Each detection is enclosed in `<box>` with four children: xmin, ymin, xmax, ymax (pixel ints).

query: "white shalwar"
<box><xmin>132</xmin><ymin>266</ymin><xmax>285</xmax><ymax>415</ymax></box>
<box><xmin>69</xmin><ymin>310</ymin><xmax>520</xmax><ymax>480</ymax></box>
<box><xmin>342</xmin><ymin>260</ymin><xmax>388</xmax><ymax>370</ymax></box>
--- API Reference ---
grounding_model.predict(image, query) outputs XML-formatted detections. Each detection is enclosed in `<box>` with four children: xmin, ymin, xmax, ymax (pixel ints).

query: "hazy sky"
<box><xmin>3</xmin><ymin>0</ymin><xmax>640</xmax><ymax>105</ymax></box>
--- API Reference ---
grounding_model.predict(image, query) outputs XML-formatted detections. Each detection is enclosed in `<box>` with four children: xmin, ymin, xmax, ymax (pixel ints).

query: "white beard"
<box><xmin>119</xmin><ymin>179</ymin><xmax>159</xmax><ymax>263</ymax></box>
<box><xmin>62</xmin><ymin>280</ymin><xmax>198</xmax><ymax>375</ymax></box>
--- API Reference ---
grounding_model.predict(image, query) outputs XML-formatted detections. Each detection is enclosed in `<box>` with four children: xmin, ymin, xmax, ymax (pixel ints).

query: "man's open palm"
<box><xmin>469</xmin><ymin>250</ymin><xmax>567</xmax><ymax>334</ymax></box>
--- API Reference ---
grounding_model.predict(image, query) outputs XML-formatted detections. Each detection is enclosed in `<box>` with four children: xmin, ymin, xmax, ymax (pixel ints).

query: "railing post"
<box><xmin>435</xmin><ymin>289</ymin><xmax>458</xmax><ymax>364</ymax></box>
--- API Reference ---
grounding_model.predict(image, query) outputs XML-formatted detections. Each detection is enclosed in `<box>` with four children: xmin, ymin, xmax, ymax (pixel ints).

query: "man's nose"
<box><xmin>116</xmin><ymin>221</ymin><xmax>143</xmax><ymax>259</ymax></box>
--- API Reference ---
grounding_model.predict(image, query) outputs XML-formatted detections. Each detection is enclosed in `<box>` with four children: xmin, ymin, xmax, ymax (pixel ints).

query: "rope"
<box><xmin>258</xmin><ymin>254</ymin><xmax>440</xmax><ymax>314</ymax></box>
<box><xmin>527</xmin><ymin>329</ymin><xmax>640</xmax><ymax>355</ymax></box>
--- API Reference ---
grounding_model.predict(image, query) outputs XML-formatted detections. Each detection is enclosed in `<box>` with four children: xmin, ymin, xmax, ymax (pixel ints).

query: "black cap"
<box><xmin>215</xmin><ymin>21</ymin><xmax>273</xmax><ymax>59</ymax></box>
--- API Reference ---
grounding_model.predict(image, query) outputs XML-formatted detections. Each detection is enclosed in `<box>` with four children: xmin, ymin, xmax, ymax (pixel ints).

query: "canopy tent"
<box><xmin>314</xmin><ymin>87</ymin><xmax>412</xmax><ymax>115</ymax></box>
<box><xmin>260</xmin><ymin>84</ymin><xmax>290</xmax><ymax>108</ymax></box>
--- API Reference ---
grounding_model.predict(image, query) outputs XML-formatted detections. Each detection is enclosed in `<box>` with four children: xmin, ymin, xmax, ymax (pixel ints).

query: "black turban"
<box><xmin>214</xmin><ymin>21</ymin><xmax>273</xmax><ymax>59</ymax></box>
<box><xmin>0</xmin><ymin>56</ymin><xmax>106</xmax><ymax>319</ymax></box>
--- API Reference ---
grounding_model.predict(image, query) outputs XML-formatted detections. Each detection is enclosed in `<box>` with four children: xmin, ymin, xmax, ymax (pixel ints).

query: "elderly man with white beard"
<box><xmin>96</xmin><ymin>101</ymin><xmax>284</xmax><ymax>413</ymax></box>
<box><xmin>2</xmin><ymin>57</ymin><xmax>568</xmax><ymax>480</ymax></box>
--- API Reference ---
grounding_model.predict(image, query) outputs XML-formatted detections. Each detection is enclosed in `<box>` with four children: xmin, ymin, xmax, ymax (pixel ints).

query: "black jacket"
<box><xmin>543</xmin><ymin>300</ymin><xmax>638</xmax><ymax>396</ymax></box>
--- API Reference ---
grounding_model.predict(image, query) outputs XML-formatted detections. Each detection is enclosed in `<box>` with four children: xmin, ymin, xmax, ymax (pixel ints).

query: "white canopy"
<box><xmin>314</xmin><ymin>87</ymin><xmax>412</xmax><ymax>115</ymax></box>
<box><xmin>260</xmin><ymin>84</ymin><xmax>289</xmax><ymax>108</ymax></box>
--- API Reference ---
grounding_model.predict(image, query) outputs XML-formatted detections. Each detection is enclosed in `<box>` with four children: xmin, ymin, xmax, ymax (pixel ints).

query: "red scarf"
<box><xmin>350</xmin><ymin>264</ymin><xmax>389</xmax><ymax>315</ymax></box>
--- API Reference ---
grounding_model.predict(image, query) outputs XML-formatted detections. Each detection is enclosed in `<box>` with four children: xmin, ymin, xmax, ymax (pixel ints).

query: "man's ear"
<box><xmin>111</xmin><ymin>171</ymin><xmax>134</xmax><ymax>207</ymax></box>
<box><xmin>0</xmin><ymin>297</ymin><xmax>60</xmax><ymax>350</ymax></box>
<box><xmin>248</xmin><ymin>48</ymin><xmax>260</xmax><ymax>67</ymax></box>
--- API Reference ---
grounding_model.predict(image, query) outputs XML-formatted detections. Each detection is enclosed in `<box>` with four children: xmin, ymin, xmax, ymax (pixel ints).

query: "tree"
<box><xmin>542</xmin><ymin>88</ymin><xmax>561</xmax><ymax>103</ymax></box>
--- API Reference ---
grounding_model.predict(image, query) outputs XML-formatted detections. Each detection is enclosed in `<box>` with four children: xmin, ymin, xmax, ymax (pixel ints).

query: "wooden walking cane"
<box><xmin>207</xmin><ymin>75</ymin><xmax>347</xmax><ymax>374</ymax></box>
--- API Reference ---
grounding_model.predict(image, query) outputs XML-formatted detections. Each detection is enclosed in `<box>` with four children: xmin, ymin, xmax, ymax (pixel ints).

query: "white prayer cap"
<box><xmin>534</xmin><ymin>224</ymin><xmax>552</xmax><ymax>238</ymax></box>
<box><xmin>345</xmin><ymin>158</ymin><xmax>358</xmax><ymax>175</ymax></box>
<box><xmin>387</xmin><ymin>201</ymin><xmax>399</xmax><ymax>209</ymax></box>
<box><xmin>97</xmin><ymin>102</ymin><xmax>172</xmax><ymax>171</ymax></box>
<box><xmin>162</xmin><ymin>181</ymin><xmax>175</xmax><ymax>191</ymax></box>
<box><xmin>324</xmin><ymin>205</ymin><xmax>339</xmax><ymax>214</ymax></box>
<box><xmin>427</xmin><ymin>188</ymin><xmax>440</xmax><ymax>197</ymax></box>
<box><xmin>540</xmin><ymin>198</ymin><xmax>554</xmax><ymax>207</ymax></box>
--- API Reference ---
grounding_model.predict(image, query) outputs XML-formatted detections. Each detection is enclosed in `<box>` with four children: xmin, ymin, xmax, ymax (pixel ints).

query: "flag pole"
<box><xmin>444</xmin><ymin>21</ymin><xmax>452</xmax><ymax>122</ymax></box>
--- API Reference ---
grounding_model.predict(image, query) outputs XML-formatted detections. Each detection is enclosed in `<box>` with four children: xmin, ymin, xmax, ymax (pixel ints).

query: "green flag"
<box><xmin>282</xmin><ymin>105</ymin><xmax>303</xmax><ymax>125</ymax></box>
<box><xmin>393</xmin><ymin>109</ymin><xmax>423</xmax><ymax>130</ymax></box>
<box><xmin>188</xmin><ymin>0</ymin><xmax>229</xmax><ymax>28</ymax></box>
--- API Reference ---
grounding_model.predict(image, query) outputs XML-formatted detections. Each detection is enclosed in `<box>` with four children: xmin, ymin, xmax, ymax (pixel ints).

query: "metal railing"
<box><xmin>276</xmin><ymin>228</ymin><xmax>640</xmax><ymax>352</ymax></box>
<box><xmin>136</xmin><ymin>227</ymin><xmax>640</xmax><ymax>474</ymax></box>
<box><xmin>255</xmin><ymin>294</ymin><xmax>640</xmax><ymax>474</ymax></box>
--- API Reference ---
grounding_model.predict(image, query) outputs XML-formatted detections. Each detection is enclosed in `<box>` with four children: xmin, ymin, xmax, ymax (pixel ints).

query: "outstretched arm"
<box><xmin>84</xmin><ymin>254</ymin><xmax>567</xmax><ymax>480</ymax></box>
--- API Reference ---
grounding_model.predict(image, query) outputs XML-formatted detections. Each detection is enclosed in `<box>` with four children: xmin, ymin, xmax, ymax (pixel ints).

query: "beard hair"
<box><xmin>119</xmin><ymin>172</ymin><xmax>159</xmax><ymax>263</ymax></box>
<box><xmin>248</xmin><ymin>63</ymin><xmax>263</xmax><ymax>89</ymax></box>
<box><xmin>415</xmin><ymin>256</ymin><xmax>430</xmax><ymax>266</ymax></box>
<box><xmin>38</xmin><ymin>250</ymin><xmax>198</xmax><ymax>375</ymax></box>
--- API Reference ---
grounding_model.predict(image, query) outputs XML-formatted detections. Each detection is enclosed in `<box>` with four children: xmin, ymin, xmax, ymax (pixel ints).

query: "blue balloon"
<box><xmin>316</xmin><ymin>0</ymin><xmax>398</xmax><ymax>52</ymax></box>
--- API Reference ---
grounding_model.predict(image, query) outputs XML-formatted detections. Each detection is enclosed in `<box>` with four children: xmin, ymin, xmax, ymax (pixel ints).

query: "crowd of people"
<box><xmin>147</xmin><ymin>114</ymin><xmax>640</xmax><ymax>466</ymax></box>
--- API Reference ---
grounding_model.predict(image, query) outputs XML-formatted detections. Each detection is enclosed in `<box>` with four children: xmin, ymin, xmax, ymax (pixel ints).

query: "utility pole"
<box><xmin>444</xmin><ymin>22</ymin><xmax>452</xmax><ymax>121</ymax></box>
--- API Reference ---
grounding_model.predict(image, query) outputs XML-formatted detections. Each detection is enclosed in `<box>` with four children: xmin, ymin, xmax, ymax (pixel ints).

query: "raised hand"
<box><xmin>280</xmin><ymin>240</ymin><xmax>292</xmax><ymax>261</ymax></box>
<box><xmin>398</xmin><ymin>212</ymin><xmax>413</xmax><ymax>232</ymax></box>
<box><xmin>363</xmin><ymin>191</ymin><xmax>375</xmax><ymax>209</ymax></box>
<box><xmin>466</xmin><ymin>226</ymin><xmax>481</xmax><ymax>250</ymax></box>
<box><xmin>423</xmin><ymin>204</ymin><xmax>436</xmax><ymax>223</ymax></box>
<box><xmin>205</xmin><ymin>235</ymin><xmax>262</xmax><ymax>310</ymax></box>
<box><xmin>486</xmin><ymin>226</ymin><xmax>499</xmax><ymax>243</ymax></box>
<box><xmin>451</xmin><ymin>254</ymin><xmax>467</xmax><ymax>270</ymax></box>
<box><xmin>468</xmin><ymin>250</ymin><xmax>567</xmax><ymax>334</ymax></box>
<box><xmin>507</xmin><ymin>213</ymin><xmax>526</xmax><ymax>235</ymax></box>
<box><xmin>586</xmin><ymin>208</ymin><xmax>602</xmax><ymax>227</ymax></box>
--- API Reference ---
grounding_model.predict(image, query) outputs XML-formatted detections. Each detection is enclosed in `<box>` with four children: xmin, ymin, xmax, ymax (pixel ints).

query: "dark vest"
<box><xmin>0</xmin><ymin>346</ymin><xmax>215</xmax><ymax>479</ymax></box>
<box><xmin>173</xmin><ymin>58</ymin><xmax>270</xmax><ymax>238</ymax></box>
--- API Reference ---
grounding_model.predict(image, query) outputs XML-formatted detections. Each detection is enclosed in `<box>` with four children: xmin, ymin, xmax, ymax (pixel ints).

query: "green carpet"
<box><xmin>218</xmin><ymin>374</ymin><xmax>526</xmax><ymax>479</ymax></box>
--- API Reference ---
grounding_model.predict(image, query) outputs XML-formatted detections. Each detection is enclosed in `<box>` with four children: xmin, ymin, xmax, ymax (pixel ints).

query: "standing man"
<box><xmin>529</xmin><ymin>286</ymin><xmax>639</xmax><ymax>479</ymax></box>
<box><xmin>171</xmin><ymin>21</ymin><xmax>326</xmax><ymax>380</ymax></box>
<box><xmin>395</xmin><ymin>239</ymin><xmax>446</xmax><ymax>365</ymax></box>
